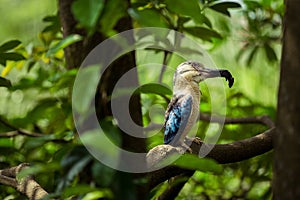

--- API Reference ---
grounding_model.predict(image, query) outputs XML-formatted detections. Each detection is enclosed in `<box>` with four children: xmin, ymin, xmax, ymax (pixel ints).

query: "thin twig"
<box><xmin>17</xmin><ymin>129</ymin><xmax>44</xmax><ymax>137</ymax></box>
<box><xmin>0</xmin><ymin>115</ymin><xmax>44</xmax><ymax>137</ymax></box>
<box><xmin>0</xmin><ymin>115</ymin><xmax>17</xmax><ymax>130</ymax></box>
<box><xmin>0</xmin><ymin>163</ymin><xmax>30</xmax><ymax>178</ymax></box>
<box><xmin>0</xmin><ymin>131</ymin><xmax>19</xmax><ymax>138</ymax></box>
<box><xmin>158</xmin><ymin>51</ymin><xmax>171</xmax><ymax>83</ymax></box>
<box><xmin>199</xmin><ymin>113</ymin><xmax>275</xmax><ymax>128</ymax></box>
<box><xmin>0</xmin><ymin>129</ymin><xmax>44</xmax><ymax>138</ymax></box>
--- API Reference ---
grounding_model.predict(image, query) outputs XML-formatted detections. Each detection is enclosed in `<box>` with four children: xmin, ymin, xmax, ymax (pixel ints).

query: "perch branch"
<box><xmin>0</xmin><ymin>163</ymin><xmax>50</xmax><ymax>200</ymax></box>
<box><xmin>148</xmin><ymin>127</ymin><xmax>274</xmax><ymax>189</ymax></box>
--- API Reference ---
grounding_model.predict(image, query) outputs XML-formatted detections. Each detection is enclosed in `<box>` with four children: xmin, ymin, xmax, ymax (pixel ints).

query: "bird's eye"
<box><xmin>179</xmin><ymin>69</ymin><xmax>193</xmax><ymax>74</ymax></box>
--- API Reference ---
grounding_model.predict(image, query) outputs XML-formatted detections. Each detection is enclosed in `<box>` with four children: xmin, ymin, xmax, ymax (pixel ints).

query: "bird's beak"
<box><xmin>200</xmin><ymin>68</ymin><xmax>234</xmax><ymax>88</ymax></box>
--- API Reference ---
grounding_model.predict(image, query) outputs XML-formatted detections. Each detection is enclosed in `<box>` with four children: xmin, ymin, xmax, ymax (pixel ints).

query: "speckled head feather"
<box><xmin>174</xmin><ymin>61</ymin><xmax>234</xmax><ymax>87</ymax></box>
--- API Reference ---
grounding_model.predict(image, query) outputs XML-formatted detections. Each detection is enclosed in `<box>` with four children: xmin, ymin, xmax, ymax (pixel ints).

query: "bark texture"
<box><xmin>273</xmin><ymin>0</ymin><xmax>300</xmax><ymax>198</ymax></box>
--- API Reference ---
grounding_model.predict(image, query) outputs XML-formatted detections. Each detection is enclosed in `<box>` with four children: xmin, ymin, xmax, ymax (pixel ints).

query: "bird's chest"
<box><xmin>188</xmin><ymin>96</ymin><xmax>200</xmax><ymax>127</ymax></box>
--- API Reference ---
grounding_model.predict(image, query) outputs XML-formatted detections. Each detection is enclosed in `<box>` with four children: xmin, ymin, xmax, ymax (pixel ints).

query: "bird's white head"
<box><xmin>173</xmin><ymin>61</ymin><xmax>234</xmax><ymax>88</ymax></box>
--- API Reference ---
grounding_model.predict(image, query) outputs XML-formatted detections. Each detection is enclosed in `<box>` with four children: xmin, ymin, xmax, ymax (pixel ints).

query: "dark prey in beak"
<box><xmin>219</xmin><ymin>70</ymin><xmax>234</xmax><ymax>88</ymax></box>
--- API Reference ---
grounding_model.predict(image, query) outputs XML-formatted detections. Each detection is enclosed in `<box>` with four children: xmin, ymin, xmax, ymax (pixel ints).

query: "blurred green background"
<box><xmin>0</xmin><ymin>0</ymin><xmax>56</xmax><ymax>43</ymax></box>
<box><xmin>0</xmin><ymin>0</ymin><xmax>281</xmax><ymax>199</ymax></box>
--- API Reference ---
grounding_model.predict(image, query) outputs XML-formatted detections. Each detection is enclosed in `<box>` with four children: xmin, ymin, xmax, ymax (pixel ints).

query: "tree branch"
<box><xmin>157</xmin><ymin>171</ymin><xmax>194</xmax><ymax>200</ymax></box>
<box><xmin>199</xmin><ymin>113</ymin><xmax>275</xmax><ymax>128</ymax></box>
<box><xmin>0</xmin><ymin>129</ymin><xmax>44</xmax><ymax>138</ymax></box>
<box><xmin>0</xmin><ymin>163</ymin><xmax>50</xmax><ymax>200</ymax></box>
<box><xmin>0</xmin><ymin>174</ymin><xmax>17</xmax><ymax>187</ymax></box>
<box><xmin>144</xmin><ymin>113</ymin><xmax>275</xmax><ymax>132</ymax></box>
<box><xmin>148</xmin><ymin>128</ymin><xmax>274</xmax><ymax>189</ymax></box>
<box><xmin>0</xmin><ymin>116</ymin><xmax>44</xmax><ymax>137</ymax></box>
<box><xmin>148</xmin><ymin>114</ymin><xmax>275</xmax><ymax>198</ymax></box>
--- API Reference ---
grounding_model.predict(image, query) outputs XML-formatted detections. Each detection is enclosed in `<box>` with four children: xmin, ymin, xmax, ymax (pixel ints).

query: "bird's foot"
<box><xmin>183</xmin><ymin>137</ymin><xmax>195</xmax><ymax>153</ymax></box>
<box><xmin>184</xmin><ymin>137</ymin><xmax>195</xmax><ymax>145</ymax></box>
<box><xmin>180</xmin><ymin>142</ymin><xmax>192</xmax><ymax>154</ymax></box>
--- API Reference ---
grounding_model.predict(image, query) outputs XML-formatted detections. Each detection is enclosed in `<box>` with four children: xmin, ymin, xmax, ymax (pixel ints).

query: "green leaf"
<box><xmin>135</xmin><ymin>83</ymin><xmax>172</xmax><ymax>96</ymax></box>
<box><xmin>63</xmin><ymin>187</ymin><xmax>114</xmax><ymax>200</ymax></box>
<box><xmin>65</xmin><ymin>156</ymin><xmax>92</xmax><ymax>181</ymax></box>
<box><xmin>0</xmin><ymin>40</ymin><xmax>21</xmax><ymax>52</ymax></box>
<box><xmin>264</xmin><ymin>43</ymin><xmax>277</xmax><ymax>62</ymax></box>
<box><xmin>42</xmin><ymin>15</ymin><xmax>61</xmax><ymax>33</ymax></box>
<box><xmin>100</xmin><ymin>0</ymin><xmax>127</xmax><ymax>35</ymax></box>
<box><xmin>23</xmin><ymin>135</ymin><xmax>56</xmax><ymax>150</ymax></box>
<box><xmin>43</xmin><ymin>15</ymin><xmax>58</xmax><ymax>22</ymax></box>
<box><xmin>165</xmin><ymin>0</ymin><xmax>210</xmax><ymax>26</ymax></box>
<box><xmin>0</xmin><ymin>77</ymin><xmax>12</xmax><ymax>88</ymax></box>
<box><xmin>128</xmin><ymin>8</ymin><xmax>169</xmax><ymax>28</ymax></box>
<box><xmin>80</xmin><ymin>129</ymin><xmax>120</xmax><ymax>159</ymax></box>
<box><xmin>17</xmin><ymin>162</ymin><xmax>60</xmax><ymax>180</ymax></box>
<box><xmin>177</xmin><ymin>16</ymin><xmax>192</xmax><ymax>29</ymax></box>
<box><xmin>61</xmin><ymin>146</ymin><xmax>90</xmax><ymax>168</ymax></box>
<box><xmin>209</xmin><ymin>1</ymin><xmax>241</xmax><ymax>16</ymax></box>
<box><xmin>11</xmin><ymin>98</ymin><xmax>64</xmax><ymax>129</ymax></box>
<box><xmin>9</xmin><ymin>77</ymin><xmax>38</xmax><ymax>90</ymax></box>
<box><xmin>46</xmin><ymin>34</ymin><xmax>82</xmax><ymax>57</ymax></box>
<box><xmin>57</xmin><ymin>148</ymin><xmax>93</xmax><ymax>192</ymax></box>
<box><xmin>183</xmin><ymin>27</ymin><xmax>222</xmax><ymax>41</ymax></box>
<box><xmin>174</xmin><ymin>154</ymin><xmax>223</xmax><ymax>173</ymax></box>
<box><xmin>71</xmin><ymin>0</ymin><xmax>105</xmax><ymax>31</ymax></box>
<box><xmin>247</xmin><ymin>46</ymin><xmax>259</xmax><ymax>66</ymax></box>
<box><xmin>62</xmin><ymin>184</ymin><xmax>97</xmax><ymax>198</ymax></box>
<box><xmin>50</xmin><ymin>69</ymin><xmax>77</xmax><ymax>92</ymax></box>
<box><xmin>0</xmin><ymin>138</ymin><xmax>14</xmax><ymax>148</ymax></box>
<box><xmin>82</xmin><ymin>190</ymin><xmax>113</xmax><ymax>200</ymax></box>
<box><xmin>165</xmin><ymin>0</ymin><xmax>200</xmax><ymax>16</ymax></box>
<box><xmin>244</xmin><ymin>0</ymin><xmax>262</xmax><ymax>11</ymax></box>
<box><xmin>92</xmin><ymin>162</ymin><xmax>116</xmax><ymax>187</ymax></box>
<box><xmin>0</xmin><ymin>52</ymin><xmax>25</xmax><ymax>62</ymax></box>
<box><xmin>0</xmin><ymin>52</ymin><xmax>25</xmax><ymax>65</ymax></box>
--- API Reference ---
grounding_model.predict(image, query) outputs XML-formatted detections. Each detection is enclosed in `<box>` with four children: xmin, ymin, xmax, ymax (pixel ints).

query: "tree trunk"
<box><xmin>58</xmin><ymin>1</ymin><xmax>146</xmax><ymax>199</ymax></box>
<box><xmin>273</xmin><ymin>0</ymin><xmax>300</xmax><ymax>198</ymax></box>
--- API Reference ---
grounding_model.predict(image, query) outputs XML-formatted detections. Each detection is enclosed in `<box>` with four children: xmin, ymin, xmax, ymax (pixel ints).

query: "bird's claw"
<box><xmin>182</xmin><ymin>137</ymin><xmax>194</xmax><ymax>153</ymax></box>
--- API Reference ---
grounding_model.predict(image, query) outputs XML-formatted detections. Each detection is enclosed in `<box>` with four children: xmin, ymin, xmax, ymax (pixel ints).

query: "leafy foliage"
<box><xmin>72</xmin><ymin>0</ymin><xmax>105</xmax><ymax>33</ymax></box>
<box><xmin>0</xmin><ymin>40</ymin><xmax>25</xmax><ymax>66</ymax></box>
<box><xmin>0</xmin><ymin>77</ymin><xmax>12</xmax><ymax>88</ymax></box>
<box><xmin>236</xmin><ymin>0</ymin><xmax>283</xmax><ymax>65</ymax></box>
<box><xmin>46</xmin><ymin>34</ymin><xmax>83</xmax><ymax>57</ymax></box>
<box><xmin>209</xmin><ymin>0</ymin><xmax>242</xmax><ymax>16</ymax></box>
<box><xmin>174</xmin><ymin>154</ymin><xmax>223</xmax><ymax>173</ymax></box>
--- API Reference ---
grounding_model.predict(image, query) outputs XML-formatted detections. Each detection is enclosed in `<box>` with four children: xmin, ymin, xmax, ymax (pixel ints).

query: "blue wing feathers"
<box><xmin>164</xmin><ymin>105</ymin><xmax>181</xmax><ymax>144</ymax></box>
<box><xmin>164</xmin><ymin>96</ymin><xmax>192</xmax><ymax>144</ymax></box>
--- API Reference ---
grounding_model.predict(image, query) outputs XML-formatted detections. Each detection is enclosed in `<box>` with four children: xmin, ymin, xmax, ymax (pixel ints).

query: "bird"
<box><xmin>163</xmin><ymin>61</ymin><xmax>234</xmax><ymax>147</ymax></box>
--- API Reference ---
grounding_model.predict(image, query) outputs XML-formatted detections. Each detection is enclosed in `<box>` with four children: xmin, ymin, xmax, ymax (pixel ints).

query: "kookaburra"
<box><xmin>163</xmin><ymin>61</ymin><xmax>234</xmax><ymax>146</ymax></box>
